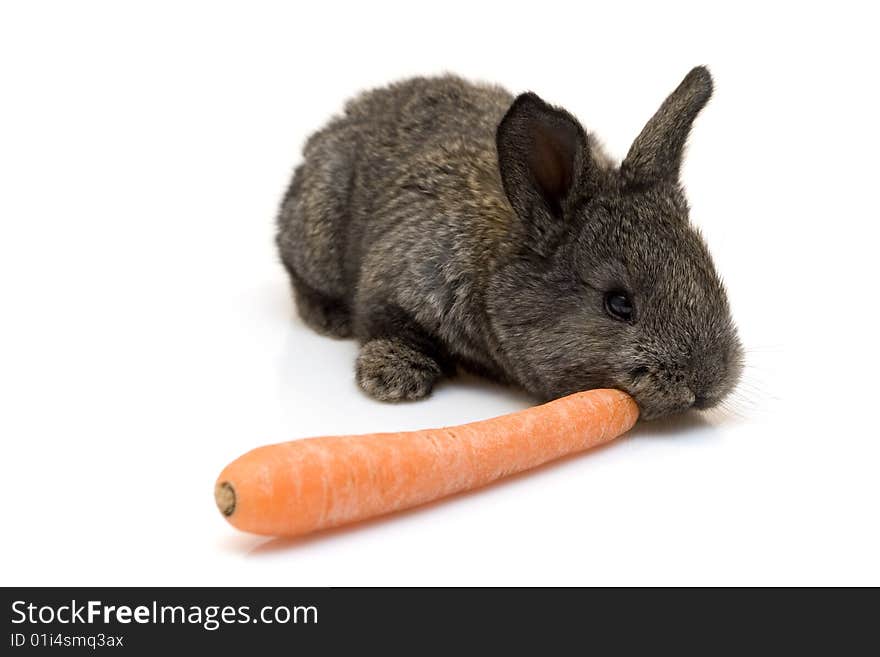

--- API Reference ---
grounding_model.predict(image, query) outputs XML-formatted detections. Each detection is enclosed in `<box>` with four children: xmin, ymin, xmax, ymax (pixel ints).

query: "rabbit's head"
<box><xmin>488</xmin><ymin>67</ymin><xmax>742</xmax><ymax>420</ymax></box>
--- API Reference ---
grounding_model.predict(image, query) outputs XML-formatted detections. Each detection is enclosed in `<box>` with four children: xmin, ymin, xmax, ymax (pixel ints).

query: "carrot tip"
<box><xmin>215</xmin><ymin>481</ymin><xmax>236</xmax><ymax>517</ymax></box>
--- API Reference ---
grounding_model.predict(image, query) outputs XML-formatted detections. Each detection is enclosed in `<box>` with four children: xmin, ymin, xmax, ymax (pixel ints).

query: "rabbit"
<box><xmin>275</xmin><ymin>67</ymin><xmax>743</xmax><ymax>420</ymax></box>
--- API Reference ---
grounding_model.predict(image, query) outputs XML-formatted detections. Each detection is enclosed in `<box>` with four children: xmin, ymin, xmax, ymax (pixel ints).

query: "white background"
<box><xmin>1</xmin><ymin>1</ymin><xmax>878</xmax><ymax>586</ymax></box>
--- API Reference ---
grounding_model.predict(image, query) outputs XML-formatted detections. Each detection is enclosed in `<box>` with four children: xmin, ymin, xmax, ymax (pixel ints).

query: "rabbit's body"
<box><xmin>278</xmin><ymin>77</ymin><xmax>517</xmax><ymax>383</ymax></box>
<box><xmin>277</xmin><ymin>70</ymin><xmax>743</xmax><ymax>419</ymax></box>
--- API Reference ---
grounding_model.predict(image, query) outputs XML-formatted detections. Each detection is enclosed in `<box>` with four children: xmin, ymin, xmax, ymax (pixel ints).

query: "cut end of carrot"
<box><xmin>215</xmin><ymin>481</ymin><xmax>236</xmax><ymax>517</ymax></box>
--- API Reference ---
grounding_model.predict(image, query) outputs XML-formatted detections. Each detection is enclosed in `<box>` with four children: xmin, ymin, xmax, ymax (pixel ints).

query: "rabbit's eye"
<box><xmin>604</xmin><ymin>291</ymin><xmax>634</xmax><ymax>322</ymax></box>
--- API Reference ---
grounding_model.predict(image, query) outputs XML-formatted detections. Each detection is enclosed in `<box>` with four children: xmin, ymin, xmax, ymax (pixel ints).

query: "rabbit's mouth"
<box><xmin>624</xmin><ymin>377</ymin><xmax>739</xmax><ymax>421</ymax></box>
<box><xmin>693</xmin><ymin>393</ymin><xmax>721</xmax><ymax>410</ymax></box>
<box><xmin>612</xmin><ymin>376</ymin><xmax>699</xmax><ymax>422</ymax></box>
<box><xmin>633</xmin><ymin>397</ymin><xmax>697</xmax><ymax>422</ymax></box>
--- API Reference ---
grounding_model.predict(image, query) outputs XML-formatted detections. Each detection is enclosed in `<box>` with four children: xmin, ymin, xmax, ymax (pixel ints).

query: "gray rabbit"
<box><xmin>276</xmin><ymin>67</ymin><xmax>742</xmax><ymax>420</ymax></box>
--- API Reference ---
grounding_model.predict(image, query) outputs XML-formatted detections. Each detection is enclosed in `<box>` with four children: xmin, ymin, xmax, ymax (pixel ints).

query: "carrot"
<box><xmin>215</xmin><ymin>388</ymin><xmax>638</xmax><ymax>537</ymax></box>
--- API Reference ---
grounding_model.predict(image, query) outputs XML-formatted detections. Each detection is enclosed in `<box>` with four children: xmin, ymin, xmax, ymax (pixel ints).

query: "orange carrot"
<box><xmin>215</xmin><ymin>388</ymin><xmax>638</xmax><ymax>537</ymax></box>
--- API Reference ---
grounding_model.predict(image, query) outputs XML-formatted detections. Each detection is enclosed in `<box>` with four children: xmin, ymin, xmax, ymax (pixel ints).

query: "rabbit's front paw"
<box><xmin>355</xmin><ymin>338</ymin><xmax>442</xmax><ymax>402</ymax></box>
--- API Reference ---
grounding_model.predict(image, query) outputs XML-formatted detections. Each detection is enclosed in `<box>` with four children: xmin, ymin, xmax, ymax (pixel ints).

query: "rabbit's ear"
<box><xmin>497</xmin><ymin>92</ymin><xmax>589</xmax><ymax>246</ymax></box>
<box><xmin>621</xmin><ymin>66</ymin><xmax>713</xmax><ymax>186</ymax></box>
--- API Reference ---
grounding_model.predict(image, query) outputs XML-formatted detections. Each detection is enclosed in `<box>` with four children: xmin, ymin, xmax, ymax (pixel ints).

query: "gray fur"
<box><xmin>276</xmin><ymin>68</ymin><xmax>742</xmax><ymax>420</ymax></box>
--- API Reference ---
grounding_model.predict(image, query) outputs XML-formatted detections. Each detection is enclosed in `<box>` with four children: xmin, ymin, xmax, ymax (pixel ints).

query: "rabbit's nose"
<box><xmin>681</xmin><ymin>386</ymin><xmax>697</xmax><ymax>407</ymax></box>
